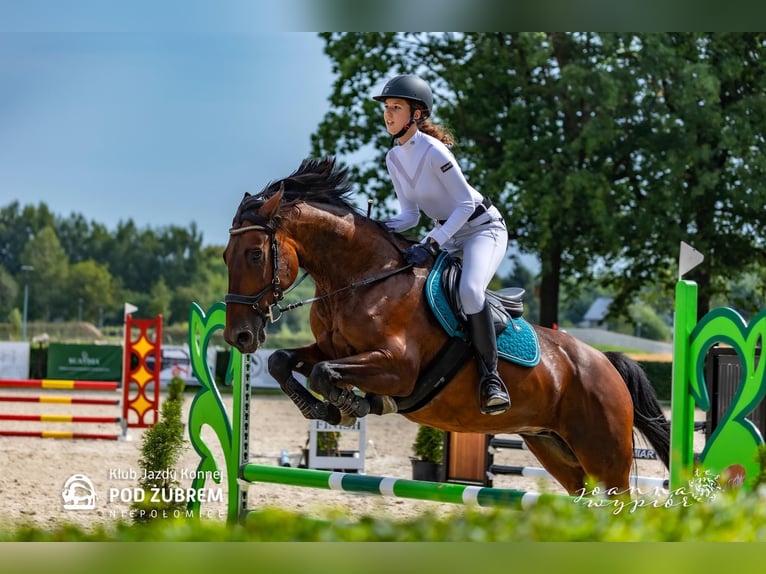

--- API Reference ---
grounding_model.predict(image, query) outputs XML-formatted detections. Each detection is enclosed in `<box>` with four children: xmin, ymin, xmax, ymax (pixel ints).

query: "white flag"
<box><xmin>678</xmin><ymin>241</ymin><xmax>704</xmax><ymax>279</ymax></box>
<box><xmin>124</xmin><ymin>302</ymin><xmax>139</xmax><ymax>317</ymax></box>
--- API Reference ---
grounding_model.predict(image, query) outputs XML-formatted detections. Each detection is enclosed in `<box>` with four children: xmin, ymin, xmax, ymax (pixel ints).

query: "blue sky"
<box><xmin>1</xmin><ymin>30</ymin><xmax>337</xmax><ymax>247</ymax></box>
<box><xmin>0</xmin><ymin>3</ymin><xmax>536</xmax><ymax>274</ymax></box>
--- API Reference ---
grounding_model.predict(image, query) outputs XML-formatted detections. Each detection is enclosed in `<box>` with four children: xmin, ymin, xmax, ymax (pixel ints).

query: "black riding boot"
<box><xmin>467</xmin><ymin>302</ymin><xmax>511</xmax><ymax>415</ymax></box>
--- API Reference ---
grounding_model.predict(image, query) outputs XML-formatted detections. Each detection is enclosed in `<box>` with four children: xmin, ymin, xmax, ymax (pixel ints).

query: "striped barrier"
<box><xmin>0</xmin><ymin>430</ymin><xmax>126</xmax><ymax>440</ymax></box>
<box><xmin>485</xmin><ymin>436</ymin><xmax>673</xmax><ymax>489</ymax></box>
<box><xmin>0</xmin><ymin>314</ymin><xmax>163</xmax><ymax>441</ymax></box>
<box><xmin>0</xmin><ymin>379</ymin><xmax>118</xmax><ymax>391</ymax></box>
<box><xmin>240</xmin><ymin>463</ymin><xmax>556</xmax><ymax>509</ymax></box>
<box><xmin>486</xmin><ymin>464</ymin><xmax>669</xmax><ymax>490</ymax></box>
<box><xmin>0</xmin><ymin>413</ymin><xmax>121</xmax><ymax>424</ymax></box>
<box><xmin>0</xmin><ymin>378</ymin><xmax>128</xmax><ymax>440</ymax></box>
<box><xmin>0</xmin><ymin>396</ymin><xmax>119</xmax><ymax>406</ymax></box>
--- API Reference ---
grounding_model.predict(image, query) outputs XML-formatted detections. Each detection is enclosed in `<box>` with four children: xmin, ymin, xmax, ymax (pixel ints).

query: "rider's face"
<box><xmin>383</xmin><ymin>98</ymin><xmax>414</xmax><ymax>136</ymax></box>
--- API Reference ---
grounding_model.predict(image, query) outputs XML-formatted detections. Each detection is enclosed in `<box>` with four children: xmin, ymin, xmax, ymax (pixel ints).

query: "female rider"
<box><xmin>373</xmin><ymin>74</ymin><xmax>511</xmax><ymax>415</ymax></box>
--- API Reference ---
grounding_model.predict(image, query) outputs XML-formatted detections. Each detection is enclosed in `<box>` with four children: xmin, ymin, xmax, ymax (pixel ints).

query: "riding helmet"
<box><xmin>373</xmin><ymin>74</ymin><xmax>433</xmax><ymax>119</ymax></box>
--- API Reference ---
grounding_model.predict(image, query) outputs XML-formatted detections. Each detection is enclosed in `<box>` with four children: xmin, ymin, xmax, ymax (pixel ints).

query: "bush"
<box><xmin>4</xmin><ymin>486</ymin><xmax>766</xmax><ymax>541</ymax></box>
<box><xmin>412</xmin><ymin>425</ymin><xmax>444</xmax><ymax>463</ymax></box>
<box><xmin>130</xmin><ymin>376</ymin><xmax>187</xmax><ymax>522</ymax></box>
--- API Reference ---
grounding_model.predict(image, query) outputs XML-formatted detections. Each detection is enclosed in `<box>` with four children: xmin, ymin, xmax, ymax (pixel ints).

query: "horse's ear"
<box><xmin>260</xmin><ymin>183</ymin><xmax>284</xmax><ymax>220</ymax></box>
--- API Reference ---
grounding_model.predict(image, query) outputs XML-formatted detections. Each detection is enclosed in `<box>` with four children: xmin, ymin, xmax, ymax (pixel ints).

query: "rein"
<box><xmin>224</xmin><ymin>221</ymin><xmax>412</xmax><ymax>324</ymax></box>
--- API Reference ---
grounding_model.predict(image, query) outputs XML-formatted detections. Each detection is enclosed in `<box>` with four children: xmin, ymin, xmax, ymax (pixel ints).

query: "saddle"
<box><xmin>395</xmin><ymin>252</ymin><xmax>540</xmax><ymax>414</ymax></box>
<box><xmin>439</xmin><ymin>255</ymin><xmax>524</xmax><ymax>331</ymax></box>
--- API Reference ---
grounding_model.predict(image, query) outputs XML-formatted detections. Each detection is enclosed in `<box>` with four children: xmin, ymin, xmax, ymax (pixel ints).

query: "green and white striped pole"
<box><xmin>240</xmin><ymin>463</ymin><xmax>557</xmax><ymax>509</ymax></box>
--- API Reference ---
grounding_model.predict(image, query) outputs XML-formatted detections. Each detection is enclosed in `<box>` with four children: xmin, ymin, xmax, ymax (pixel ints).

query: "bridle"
<box><xmin>224</xmin><ymin>219</ymin><xmax>413</xmax><ymax>324</ymax></box>
<box><xmin>224</xmin><ymin>222</ymin><xmax>285</xmax><ymax>323</ymax></box>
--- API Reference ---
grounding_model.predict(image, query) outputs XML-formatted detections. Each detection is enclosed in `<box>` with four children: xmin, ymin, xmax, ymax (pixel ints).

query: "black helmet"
<box><xmin>373</xmin><ymin>74</ymin><xmax>432</xmax><ymax>119</ymax></box>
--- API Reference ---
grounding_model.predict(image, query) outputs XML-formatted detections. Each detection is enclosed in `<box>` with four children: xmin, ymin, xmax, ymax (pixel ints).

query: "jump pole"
<box><xmin>0</xmin><ymin>378</ymin><xmax>128</xmax><ymax>440</ymax></box>
<box><xmin>240</xmin><ymin>463</ymin><xmax>545</xmax><ymax>509</ymax></box>
<box><xmin>0</xmin><ymin>379</ymin><xmax>118</xmax><ymax>391</ymax></box>
<box><xmin>185</xmin><ymin>301</ymin><xmax>566</xmax><ymax>523</ymax></box>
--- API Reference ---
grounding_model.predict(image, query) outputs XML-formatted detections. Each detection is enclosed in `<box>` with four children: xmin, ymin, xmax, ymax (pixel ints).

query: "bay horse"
<box><xmin>222</xmin><ymin>157</ymin><xmax>671</xmax><ymax>495</ymax></box>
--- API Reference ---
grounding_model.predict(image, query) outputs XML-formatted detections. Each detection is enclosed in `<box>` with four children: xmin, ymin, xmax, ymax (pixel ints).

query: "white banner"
<box><xmin>0</xmin><ymin>342</ymin><xmax>31</xmax><ymax>379</ymax></box>
<box><xmin>149</xmin><ymin>345</ymin><xmax>215</xmax><ymax>388</ymax></box>
<box><xmin>249</xmin><ymin>349</ymin><xmax>306</xmax><ymax>389</ymax></box>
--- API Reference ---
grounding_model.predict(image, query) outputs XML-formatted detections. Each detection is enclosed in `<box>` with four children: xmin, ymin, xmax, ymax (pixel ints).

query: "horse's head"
<box><xmin>222</xmin><ymin>184</ymin><xmax>300</xmax><ymax>353</ymax></box>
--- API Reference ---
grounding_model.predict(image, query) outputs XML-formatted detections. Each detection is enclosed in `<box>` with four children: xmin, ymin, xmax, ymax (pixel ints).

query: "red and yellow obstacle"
<box><xmin>0</xmin><ymin>314</ymin><xmax>163</xmax><ymax>440</ymax></box>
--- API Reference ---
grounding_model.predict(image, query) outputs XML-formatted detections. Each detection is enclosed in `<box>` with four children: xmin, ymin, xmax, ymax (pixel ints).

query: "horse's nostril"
<box><xmin>236</xmin><ymin>330</ymin><xmax>254</xmax><ymax>347</ymax></box>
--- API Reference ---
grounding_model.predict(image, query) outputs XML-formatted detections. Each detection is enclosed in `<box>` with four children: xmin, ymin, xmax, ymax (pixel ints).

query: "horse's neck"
<box><xmin>285</xmin><ymin>207</ymin><xmax>399</xmax><ymax>286</ymax></box>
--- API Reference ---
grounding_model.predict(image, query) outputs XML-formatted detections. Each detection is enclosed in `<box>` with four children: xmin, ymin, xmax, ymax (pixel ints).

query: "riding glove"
<box><xmin>404</xmin><ymin>239</ymin><xmax>440</xmax><ymax>267</ymax></box>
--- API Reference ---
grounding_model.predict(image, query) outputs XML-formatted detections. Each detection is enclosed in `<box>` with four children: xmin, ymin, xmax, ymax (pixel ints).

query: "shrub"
<box><xmin>130</xmin><ymin>376</ymin><xmax>187</xmax><ymax>522</ymax></box>
<box><xmin>412</xmin><ymin>425</ymin><xmax>444</xmax><ymax>463</ymax></box>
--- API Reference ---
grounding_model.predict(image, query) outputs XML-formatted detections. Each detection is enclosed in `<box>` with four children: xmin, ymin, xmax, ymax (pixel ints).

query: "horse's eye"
<box><xmin>248</xmin><ymin>249</ymin><xmax>263</xmax><ymax>263</ymax></box>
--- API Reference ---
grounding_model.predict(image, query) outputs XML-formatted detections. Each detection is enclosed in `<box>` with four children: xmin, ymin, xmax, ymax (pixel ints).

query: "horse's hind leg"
<box><xmin>520</xmin><ymin>433</ymin><xmax>588</xmax><ymax>495</ymax></box>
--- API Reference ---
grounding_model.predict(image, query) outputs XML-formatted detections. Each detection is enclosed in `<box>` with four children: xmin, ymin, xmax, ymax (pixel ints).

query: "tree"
<box><xmin>170</xmin><ymin>244</ymin><xmax>228</xmax><ymax>323</ymax></box>
<box><xmin>312</xmin><ymin>32</ymin><xmax>766</xmax><ymax>326</ymax></box>
<box><xmin>146</xmin><ymin>277</ymin><xmax>173</xmax><ymax>323</ymax></box>
<box><xmin>0</xmin><ymin>265</ymin><xmax>18</xmax><ymax>321</ymax></box>
<box><xmin>0</xmin><ymin>202</ymin><xmax>58</xmax><ymax>276</ymax></box>
<box><xmin>19</xmin><ymin>226</ymin><xmax>69</xmax><ymax>321</ymax></box>
<box><xmin>66</xmin><ymin>260</ymin><xmax>117</xmax><ymax>323</ymax></box>
<box><xmin>312</xmin><ymin>33</ymin><xmax>643</xmax><ymax>326</ymax></box>
<box><xmin>604</xmin><ymin>33</ymin><xmax>766</xmax><ymax>319</ymax></box>
<box><xmin>499</xmin><ymin>258</ymin><xmax>540</xmax><ymax>324</ymax></box>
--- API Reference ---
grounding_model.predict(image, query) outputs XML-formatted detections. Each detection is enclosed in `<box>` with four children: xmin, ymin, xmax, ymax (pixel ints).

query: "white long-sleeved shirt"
<box><xmin>384</xmin><ymin>130</ymin><xmax>484</xmax><ymax>247</ymax></box>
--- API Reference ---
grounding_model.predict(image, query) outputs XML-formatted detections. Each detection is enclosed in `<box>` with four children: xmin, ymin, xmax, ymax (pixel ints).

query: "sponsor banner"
<box><xmin>0</xmin><ymin>342</ymin><xmax>30</xmax><ymax>379</ymax></box>
<box><xmin>148</xmin><ymin>345</ymin><xmax>211</xmax><ymax>387</ymax></box>
<box><xmin>46</xmin><ymin>343</ymin><xmax>122</xmax><ymax>381</ymax></box>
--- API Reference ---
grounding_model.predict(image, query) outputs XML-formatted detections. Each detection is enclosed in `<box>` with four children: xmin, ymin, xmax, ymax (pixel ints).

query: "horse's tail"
<box><xmin>604</xmin><ymin>351</ymin><xmax>671</xmax><ymax>469</ymax></box>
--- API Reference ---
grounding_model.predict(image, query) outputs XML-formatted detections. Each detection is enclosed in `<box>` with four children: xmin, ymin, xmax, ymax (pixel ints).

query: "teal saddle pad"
<box><xmin>425</xmin><ymin>252</ymin><xmax>540</xmax><ymax>367</ymax></box>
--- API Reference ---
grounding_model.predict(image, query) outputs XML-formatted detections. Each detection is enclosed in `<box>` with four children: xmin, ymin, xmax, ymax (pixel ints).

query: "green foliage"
<box><xmin>609</xmin><ymin>302</ymin><xmax>672</xmax><ymax>342</ymax></box>
<box><xmin>753</xmin><ymin>445</ymin><xmax>766</xmax><ymax>491</ymax></box>
<box><xmin>66</xmin><ymin>259</ymin><xmax>117</xmax><ymax>322</ymax></box>
<box><xmin>131</xmin><ymin>376</ymin><xmax>187</xmax><ymax>522</ymax></box>
<box><xmin>5</xmin><ymin>487</ymin><xmax>766</xmax><ymax>541</ymax></box>
<box><xmin>412</xmin><ymin>425</ymin><xmax>444</xmax><ymax>463</ymax></box>
<box><xmin>313</xmin><ymin>32</ymin><xmax>766</xmax><ymax>327</ymax></box>
<box><xmin>0</xmin><ymin>264</ymin><xmax>18</xmax><ymax>321</ymax></box>
<box><xmin>0</xmin><ymin>202</ymin><xmax>220</xmax><ymax>327</ymax></box>
<box><xmin>20</xmin><ymin>226</ymin><xmax>68</xmax><ymax>321</ymax></box>
<box><xmin>316</xmin><ymin>431</ymin><xmax>340</xmax><ymax>454</ymax></box>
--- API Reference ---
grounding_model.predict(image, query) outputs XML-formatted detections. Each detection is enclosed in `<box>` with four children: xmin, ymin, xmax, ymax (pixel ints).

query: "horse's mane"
<box><xmin>233</xmin><ymin>157</ymin><xmax>359</xmax><ymax>225</ymax></box>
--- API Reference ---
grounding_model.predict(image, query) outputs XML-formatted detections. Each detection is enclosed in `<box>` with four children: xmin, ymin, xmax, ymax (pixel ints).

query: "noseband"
<box><xmin>224</xmin><ymin>223</ymin><xmax>284</xmax><ymax>322</ymax></box>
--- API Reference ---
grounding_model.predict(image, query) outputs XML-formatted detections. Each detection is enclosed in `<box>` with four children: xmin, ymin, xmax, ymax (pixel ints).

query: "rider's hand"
<box><xmin>404</xmin><ymin>238</ymin><xmax>440</xmax><ymax>267</ymax></box>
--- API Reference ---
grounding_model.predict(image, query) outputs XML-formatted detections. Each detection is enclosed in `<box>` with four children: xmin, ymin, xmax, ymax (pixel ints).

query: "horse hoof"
<box><xmin>337</xmin><ymin>413</ymin><xmax>357</xmax><ymax>427</ymax></box>
<box><xmin>311</xmin><ymin>402</ymin><xmax>343</xmax><ymax>425</ymax></box>
<box><xmin>329</xmin><ymin>388</ymin><xmax>370</xmax><ymax>418</ymax></box>
<box><xmin>351</xmin><ymin>399</ymin><xmax>370</xmax><ymax>418</ymax></box>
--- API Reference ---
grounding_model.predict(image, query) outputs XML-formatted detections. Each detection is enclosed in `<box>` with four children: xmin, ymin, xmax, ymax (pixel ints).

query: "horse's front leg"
<box><xmin>268</xmin><ymin>345</ymin><xmax>345</xmax><ymax>425</ymax></box>
<box><xmin>308</xmin><ymin>349</ymin><xmax>413</xmax><ymax>419</ymax></box>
